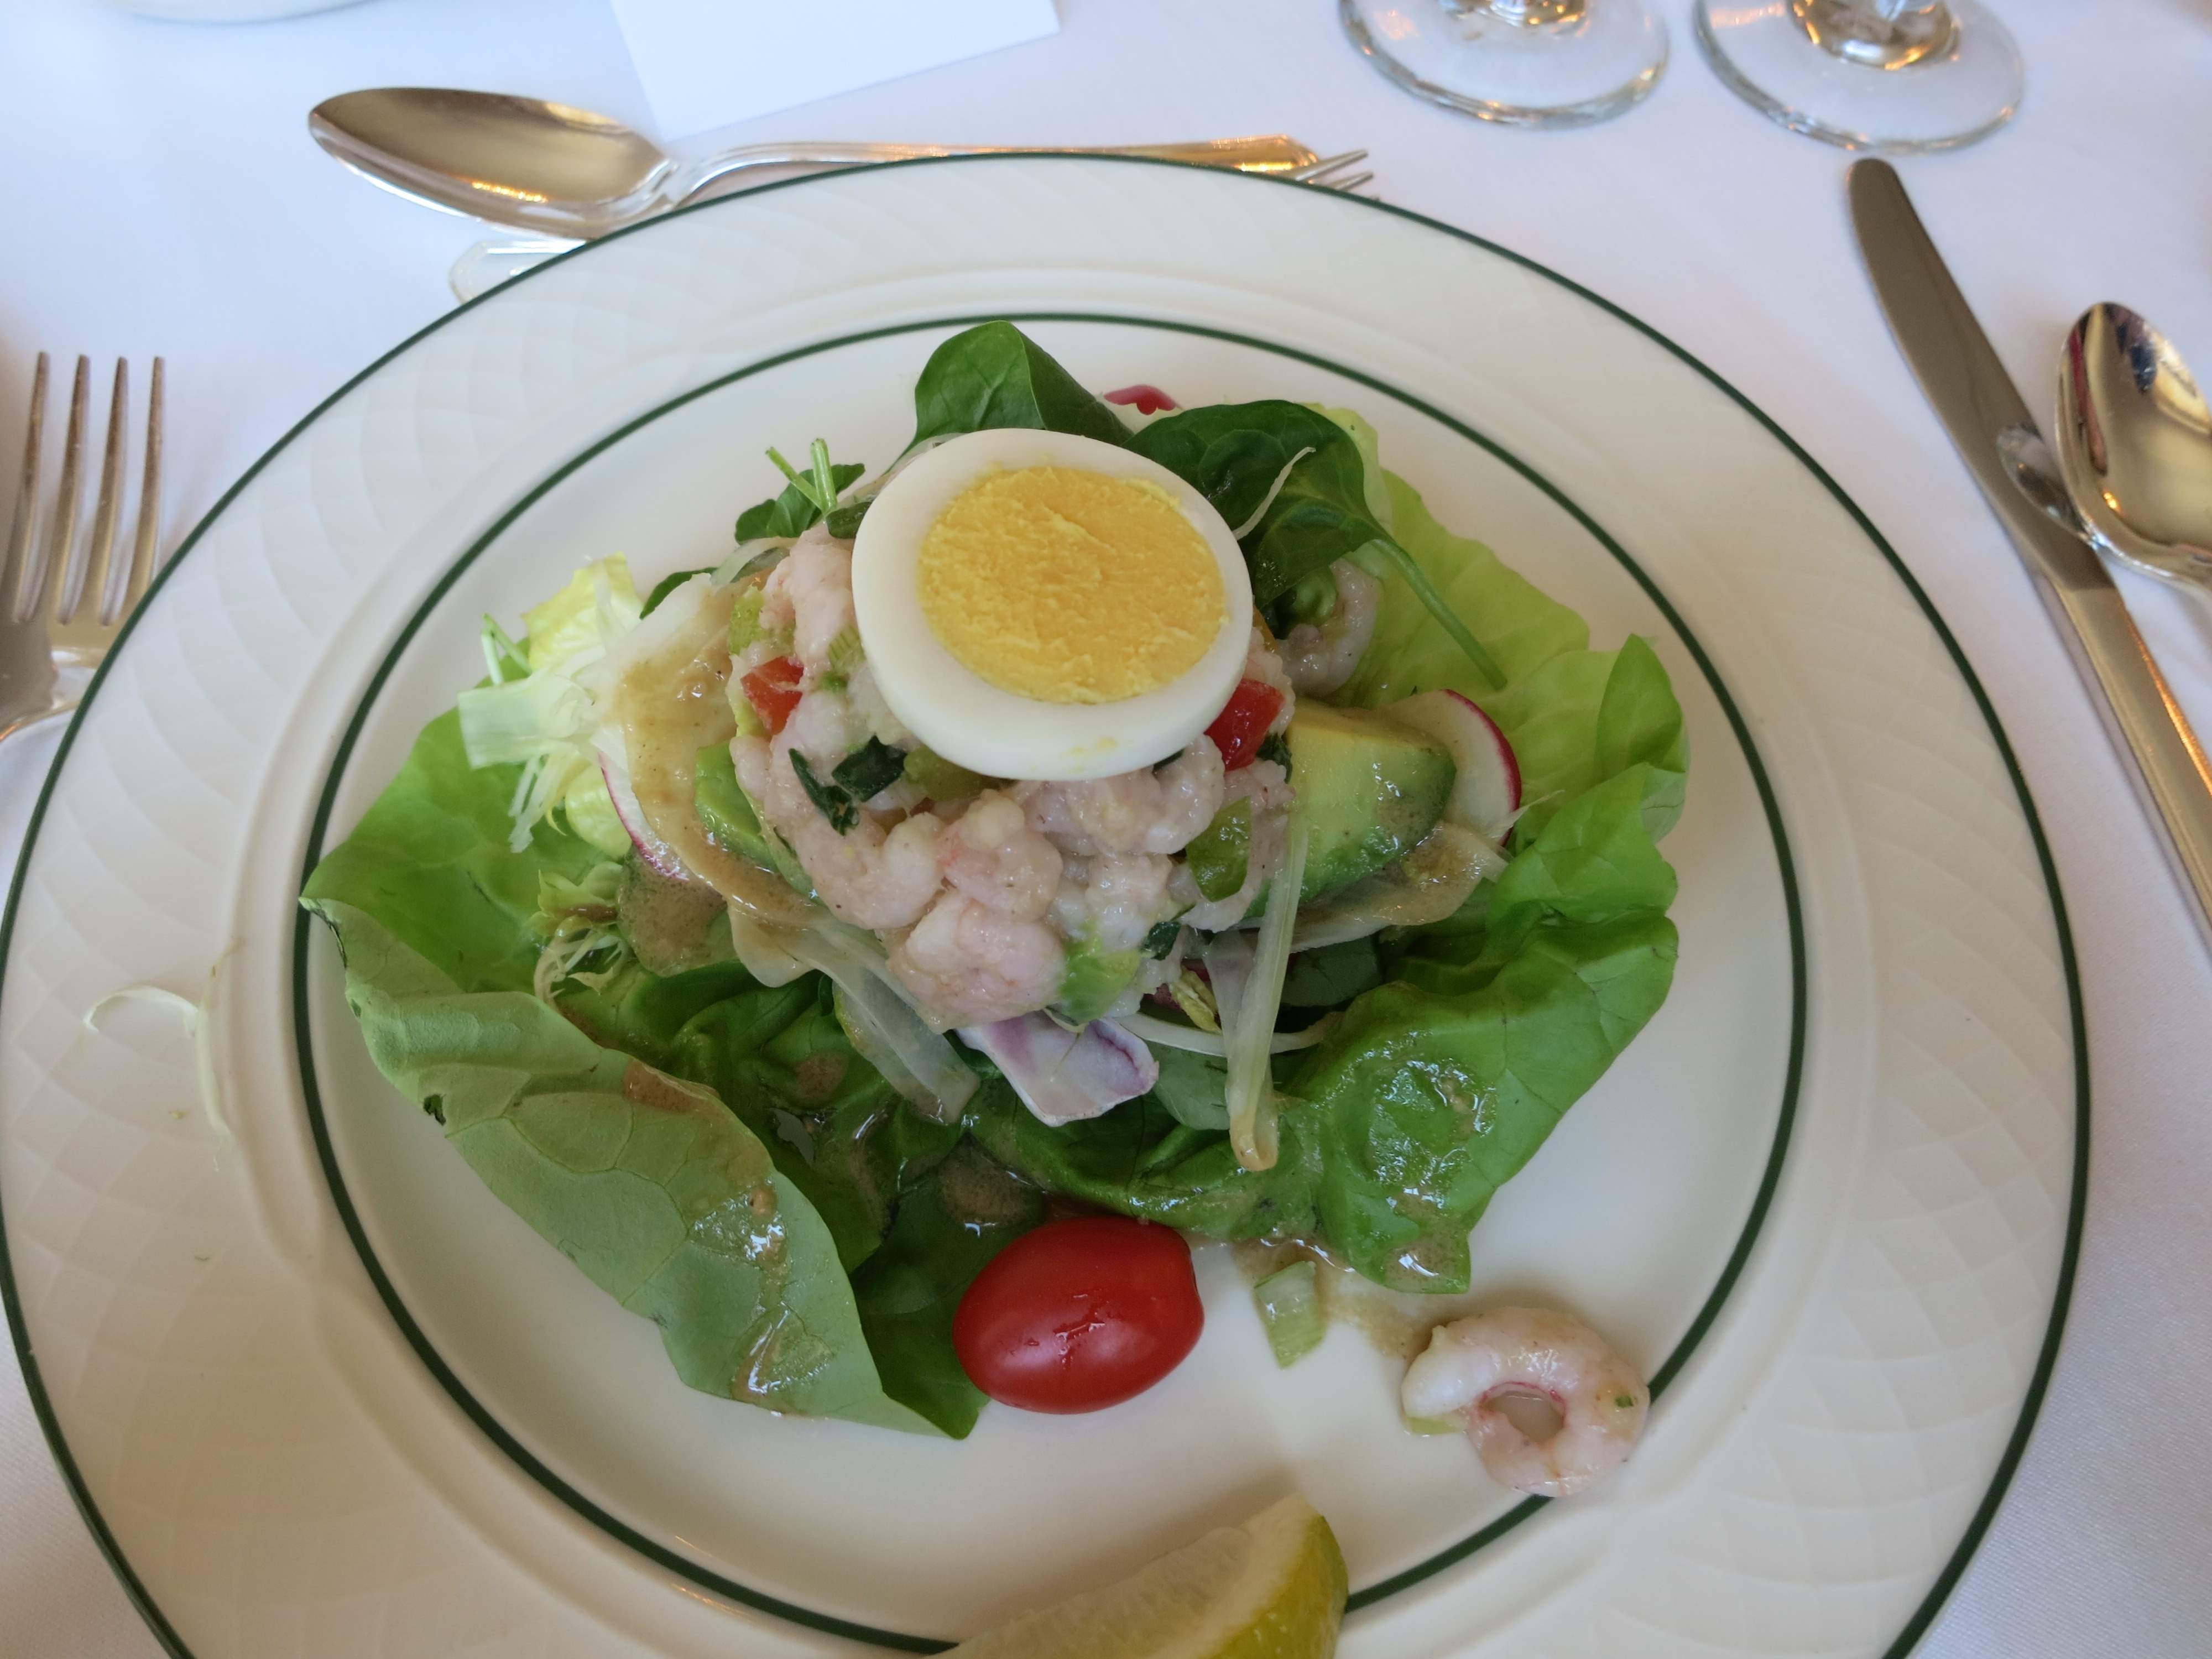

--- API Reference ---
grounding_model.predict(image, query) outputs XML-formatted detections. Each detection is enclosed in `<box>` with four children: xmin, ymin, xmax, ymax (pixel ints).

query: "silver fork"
<box><xmin>447</xmin><ymin>148</ymin><xmax>1379</xmax><ymax>301</ymax></box>
<box><xmin>0</xmin><ymin>353</ymin><xmax>165</xmax><ymax>745</ymax></box>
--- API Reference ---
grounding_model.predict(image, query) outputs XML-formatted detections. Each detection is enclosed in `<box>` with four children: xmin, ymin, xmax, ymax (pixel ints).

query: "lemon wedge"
<box><xmin>946</xmin><ymin>1494</ymin><xmax>1347</xmax><ymax>1659</ymax></box>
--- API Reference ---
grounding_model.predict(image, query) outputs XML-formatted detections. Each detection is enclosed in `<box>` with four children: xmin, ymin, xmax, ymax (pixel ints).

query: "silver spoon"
<box><xmin>308</xmin><ymin>88</ymin><xmax>1357</xmax><ymax>241</ymax></box>
<box><xmin>2055</xmin><ymin>302</ymin><xmax>2212</xmax><ymax>597</ymax></box>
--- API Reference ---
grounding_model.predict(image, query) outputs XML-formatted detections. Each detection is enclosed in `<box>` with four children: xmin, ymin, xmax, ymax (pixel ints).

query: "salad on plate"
<box><xmin>302</xmin><ymin>322</ymin><xmax>1687</xmax><ymax>1469</ymax></box>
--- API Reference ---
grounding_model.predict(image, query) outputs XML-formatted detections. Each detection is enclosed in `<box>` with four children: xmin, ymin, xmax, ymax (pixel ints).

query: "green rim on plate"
<box><xmin>0</xmin><ymin>154</ymin><xmax>2087</xmax><ymax>1659</ymax></box>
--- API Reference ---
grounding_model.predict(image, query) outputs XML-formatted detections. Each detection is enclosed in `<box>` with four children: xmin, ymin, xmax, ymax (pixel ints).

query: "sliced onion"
<box><xmin>1289</xmin><ymin>821</ymin><xmax>1499</xmax><ymax>951</ymax></box>
<box><xmin>711</xmin><ymin>537</ymin><xmax>793</xmax><ymax>588</ymax></box>
<box><xmin>727</xmin><ymin>907</ymin><xmax>811</xmax><ymax>987</ymax></box>
<box><xmin>776</xmin><ymin>922</ymin><xmax>978</xmax><ymax>1123</ymax></box>
<box><xmin>958</xmin><ymin>1014</ymin><xmax>1158</xmax><ymax>1127</ymax></box>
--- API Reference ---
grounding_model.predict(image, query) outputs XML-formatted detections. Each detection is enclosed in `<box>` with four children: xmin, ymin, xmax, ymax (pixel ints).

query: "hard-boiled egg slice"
<box><xmin>852</xmin><ymin>428</ymin><xmax>1252</xmax><ymax>781</ymax></box>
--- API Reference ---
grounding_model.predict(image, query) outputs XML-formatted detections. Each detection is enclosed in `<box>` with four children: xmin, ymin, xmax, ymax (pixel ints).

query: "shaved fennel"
<box><xmin>771</xmin><ymin>920</ymin><xmax>979</xmax><ymax>1123</ymax></box>
<box><xmin>727</xmin><ymin>906</ymin><xmax>810</xmax><ymax>987</ymax></box>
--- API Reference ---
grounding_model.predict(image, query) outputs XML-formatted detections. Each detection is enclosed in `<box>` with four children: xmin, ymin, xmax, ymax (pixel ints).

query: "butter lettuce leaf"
<box><xmin>304</xmin><ymin>707</ymin><xmax>1014</xmax><ymax>1436</ymax></box>
<box><xmin>302</xmin><ymin>710</ymin><xmax>602</xmax><ymax>994</ymax></box>
<box><xmin>1332</xmin><ymin>447</ymin><xmax>1687</xmax><ymax>843</ymax></box>
<box><xmin>304</xmin><ymin>898</ymin><xmax>936</xmax><ymax>1433</ymax></box>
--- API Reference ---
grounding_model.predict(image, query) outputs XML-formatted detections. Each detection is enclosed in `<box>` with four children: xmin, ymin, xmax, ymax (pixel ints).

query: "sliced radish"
<box><xmin>599</xmin><ymin>754</ymin><xmax>688</xmax><ymax>879</ymax></box>
<box><xmin>1386</xmin><ymin>690</ymin><xmax>1521</xmax><ymax>842</ymax></box>
<box><xmin>959</xmin><ymin>1014</ymin><xmax>1159</xmax><ymax>1126</ymax></box>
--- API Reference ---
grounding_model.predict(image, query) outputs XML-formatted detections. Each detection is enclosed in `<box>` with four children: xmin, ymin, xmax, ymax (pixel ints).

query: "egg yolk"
<box><xmin>918</xmin><ymin>466</ymin><xmax>1225</xmax><ymax>705</ymax></box>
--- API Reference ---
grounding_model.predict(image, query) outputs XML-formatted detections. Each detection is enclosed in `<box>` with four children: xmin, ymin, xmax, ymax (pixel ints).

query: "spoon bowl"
<box><xmin>2056</xmin><ymin>302</ymin><xmax>2212</xmax><ymax>595</ymax></box>
<box><xmin>310</xmin><ymin>90</ymin><xmax>682</xmax><ymax>238</ymax></box>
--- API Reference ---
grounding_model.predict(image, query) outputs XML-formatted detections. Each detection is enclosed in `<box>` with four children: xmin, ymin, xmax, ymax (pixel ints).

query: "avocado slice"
<box><xmin>1277</xmin><ymin>702</ymin><xmax>1454</xmax><ymax>903</ymax></box>
<box><xmin>693</xmin><ymin>744</ymin><xmax>817</xmax><ymax>900</ymax></box>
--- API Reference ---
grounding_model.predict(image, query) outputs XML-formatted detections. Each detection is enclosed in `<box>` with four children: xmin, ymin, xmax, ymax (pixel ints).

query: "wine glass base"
<box><xmin>1341</xmin><ymin>0</ymin><xmax>1669</xmax><ymax>130</ymax></box>
<box><xmin>1693</xmin><ymin>0</ymin><xmax>2022</xmax><ymax>154</ymax></box>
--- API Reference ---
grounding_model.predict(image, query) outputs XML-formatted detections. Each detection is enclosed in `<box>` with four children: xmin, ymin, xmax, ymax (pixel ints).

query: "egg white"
<box><xmin>850</xmin><ymin>428</ymin><xmax>1253</xmax><ymax>782</ymax></box>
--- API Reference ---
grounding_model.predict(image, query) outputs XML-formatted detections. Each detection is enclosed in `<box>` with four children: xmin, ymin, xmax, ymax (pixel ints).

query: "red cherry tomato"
<box><xmin>1103</xmin><ymin>383</ymin><xmax>1178</xmax><ymax>415</ymax></box>
<box><xmin>740</xmin><ymin>656</ymin><xmax>805</xmax><ymax>734</ymax></box>
<box><xmin>1203</xmin><ymin>677</ymin><xmax>1286</xmax><ymax>771</ymax></box>
<box><xmin>953</xmin><ymin>1216</ymin><xmax>1203</xmax><ymax>1413</ymax></box>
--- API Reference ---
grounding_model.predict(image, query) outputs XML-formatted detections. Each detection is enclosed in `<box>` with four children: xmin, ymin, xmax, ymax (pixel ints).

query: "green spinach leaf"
<box><xmin>734</xmin><ymin>460</ymin><xmax>866</xmax><ymax>541</ymax></box>
<box><xmin>909</xmin><ymin>321</ymin><xmax>1131</xmax><ymax>450</ymax></box>
<box><xmin>789</xmin><ymin>750</ymin><xmax>858</xmax><ymax>832</ymax></box>
<box><xmin>832</xmin><ymin>736</ymin><xmax>910</xmax><ymax>802</ymax></box>
<box><xmin>1280</xmin><ymin>936</ymin><xmax>1381</xmax><ymax>1008</ymax></box>
<box><xmin>1130</xmin><ymin>400</ymin><xmax>1503</xmax><ymax>689</ymax></box>
<box><xmin>848</xmin><ymin>1142</ymin><xmax>1042</xmax><ymax>1437</ymax></box>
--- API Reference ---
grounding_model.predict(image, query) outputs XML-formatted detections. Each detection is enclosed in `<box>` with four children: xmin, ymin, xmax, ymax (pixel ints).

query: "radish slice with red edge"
<box><xmin>1386</xmin><ymin>689</ymin><xmax>1522</xmax><ymax>842</ymax></box>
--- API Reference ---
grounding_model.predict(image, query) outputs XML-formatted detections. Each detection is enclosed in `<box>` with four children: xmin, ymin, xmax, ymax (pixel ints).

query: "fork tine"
<box><xmin>1289</xmin><ymin>149</ymin><xmax>1368</xmax><ymax>184</ymax></box>
<box><xmin>39</xmin><ymin>357</ymin><xmax>90</xmax><ymax>624</ymax></box>
<box><xmin>3</xmin><ymin>352</ymin><xmax>46</xmax><ymax>624</ymax></box>
<box><xmin>85</xmin><ymin>359</ymin><xmax>128</xmax><ymax>624</ymax></box>
<box><xmin>1324</xmin><ymin>171</ymin><xmax>1376</xmax><ymax>195</ymax></box>
<box><xmin>122</xmin><ymin>357</ymin><xmax>164</xmax><ymax>611</ymax></box>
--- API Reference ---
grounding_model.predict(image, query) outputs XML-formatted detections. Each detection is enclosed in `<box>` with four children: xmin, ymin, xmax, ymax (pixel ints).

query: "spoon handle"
<box><xmin>673</xmin><ymin>136</ymin><xmax>1318</xmax><ymax>201</ymax></box>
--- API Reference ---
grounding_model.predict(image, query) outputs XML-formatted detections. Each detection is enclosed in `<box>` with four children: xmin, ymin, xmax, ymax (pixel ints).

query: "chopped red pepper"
<box><xmin>1103</xmin><ymin>384</ymin><xmax>1178</xmax><ymax>415</ymax></box>
<box><xmin>1204</xmin><ymin>678</ymin><xmax>1285</xmax><ymax>771</ymax></box>
<box><xmin>741</xmin><ymin>656</ymin><xmax>805</xmax><ymax>734</ymax></box>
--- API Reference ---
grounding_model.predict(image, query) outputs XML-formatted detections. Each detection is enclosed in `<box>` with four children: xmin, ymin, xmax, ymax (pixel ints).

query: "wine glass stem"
<box><xmin>1795</xmin><ymin>0</ymin><xmax>1959</xmax><ymax>68</ymax></box>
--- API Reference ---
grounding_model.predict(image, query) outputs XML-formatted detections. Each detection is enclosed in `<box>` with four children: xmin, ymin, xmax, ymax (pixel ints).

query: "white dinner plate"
<box><xmin>0</xmin><ymin>158</ymin><xmax>2081</xmax><ymax>1658</ymax></box>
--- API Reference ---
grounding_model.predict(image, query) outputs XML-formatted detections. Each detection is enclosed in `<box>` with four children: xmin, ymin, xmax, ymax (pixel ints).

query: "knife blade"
<box><xmin>1850</xmin><ymin>158</ymin><xmax>2212</xmax><ymax>953</ymax></box>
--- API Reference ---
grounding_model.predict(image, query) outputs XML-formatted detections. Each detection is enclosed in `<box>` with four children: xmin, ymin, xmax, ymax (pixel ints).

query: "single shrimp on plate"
<box><xmin>1400</xmin><ymin>1306</ymin><xmax>1649</xmax><ymax>1498</ymax></box>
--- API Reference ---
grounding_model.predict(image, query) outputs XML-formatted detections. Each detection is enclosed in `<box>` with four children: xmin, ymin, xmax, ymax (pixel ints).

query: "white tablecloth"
<box><xmin>2</xmin><ymin>1</ymin><xmax>2208</xmax><ymax>1653</ymax></box>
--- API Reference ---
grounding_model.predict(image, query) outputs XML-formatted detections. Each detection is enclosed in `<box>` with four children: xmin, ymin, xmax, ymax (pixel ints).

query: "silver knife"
<box><xmin>1849</xmin><ymin>158</ymin><xmax>2212</xmax><ymax>952</ymax></box>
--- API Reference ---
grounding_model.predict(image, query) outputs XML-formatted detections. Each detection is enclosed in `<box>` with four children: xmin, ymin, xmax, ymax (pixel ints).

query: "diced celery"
<box><xmin>1185</xmin><ymin>797</ymin><xmax>1253</xmax><ymax>901</ymax></box>
<box><xmin>1254</xmin><ymin>1260</ymin><xmax>1325</xmax><ymax>1368</ymax></box>
<box><xmin>902</xmin><ymin>745</ymin><xmax>985</xmax><ymax>802</ymax></box>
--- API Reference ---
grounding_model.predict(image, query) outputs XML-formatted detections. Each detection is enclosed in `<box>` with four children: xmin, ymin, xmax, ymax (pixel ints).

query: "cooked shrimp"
<box><xmin>758</xmin><ymin>523</ymin><xmax>858</xmax><ymax>682</ymax></box>
<box><xmin>1015</xmin><ymin>738</ymin><xmax>1227</xmax><ymax>857</ymax></box>
<box><xmin>1239</xmin><ymin>624</ymin><xmax>1298</xmax><ymax>731</ymax></box>
<box><xmin>940</xmin><ymin>791</ymin><xmax>1061</xmax><ymax>920</ymax></box>
<box><xmin>1400</xmin><ymin>1307</ymin><xmax>1648</xmax><ymax>1498</ymax></box>
<box><xmin>888</xmin><ymin>891</ymin><xmax>1066</xmax><ymax>1026</ymax></box>
<box><xmin>1280</xmin><ymin>559</ymin><xmax>1380</xmax><ymax>697</ymax></box>
<box><xmin>1050</xmin><ymin>852</ymin><xmax>1177</xmax><ymax>953</ymax></box>
<box><xmin>732</xmin><ymin>727</ymin><xmax>945</xmax><ymax>931</ymax></box>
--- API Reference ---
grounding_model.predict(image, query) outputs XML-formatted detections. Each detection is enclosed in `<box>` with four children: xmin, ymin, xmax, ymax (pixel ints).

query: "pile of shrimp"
<box><xmin>728</xmin><ymin>525</ymin><xmax>1303</xmax><ymax>1027</ymax></box>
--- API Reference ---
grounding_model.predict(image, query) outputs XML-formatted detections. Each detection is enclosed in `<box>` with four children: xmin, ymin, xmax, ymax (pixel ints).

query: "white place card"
<box><xmin>610</xmin><ymin>0</ymin><xmax>1061</xmax><ymax>139</ymax></box>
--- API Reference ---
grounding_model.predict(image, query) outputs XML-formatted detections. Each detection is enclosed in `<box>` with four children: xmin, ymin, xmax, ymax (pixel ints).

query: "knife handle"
<box><xmin>2033</xmin><ymin>573</ymin><xmax>2212</xmax><ymax>943</ymax></box>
